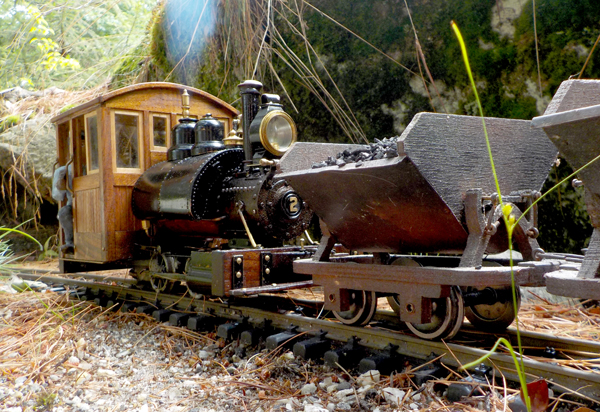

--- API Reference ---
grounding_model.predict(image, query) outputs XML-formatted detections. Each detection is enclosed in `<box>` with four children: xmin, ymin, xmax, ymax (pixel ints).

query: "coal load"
<box><xmin>311</xmin><ymin>137</ymin><xmax>400</xmax><ymax>168</ymax></box>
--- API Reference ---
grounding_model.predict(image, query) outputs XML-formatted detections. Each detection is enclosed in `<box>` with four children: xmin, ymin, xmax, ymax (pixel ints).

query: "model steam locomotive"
<box><xmin>51</xmin><ymin>78</ymin><xmax>600</xmax><ymax>340</ymax></box>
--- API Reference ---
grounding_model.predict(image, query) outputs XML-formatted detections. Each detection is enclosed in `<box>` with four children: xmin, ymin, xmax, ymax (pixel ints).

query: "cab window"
<box><xmin>151</xmin><ymin>113</ymin><xmax>170</xmax><ymax>150</ymax></box>
<box><xmin>85</xmin><ymin>113</ymin><xmax>99</xmax><ymax>173</ymax></box>
<box><xmin>112</xmin><ymin>110</ymin><xmax>143</xmax><ymax>172</ymax></box>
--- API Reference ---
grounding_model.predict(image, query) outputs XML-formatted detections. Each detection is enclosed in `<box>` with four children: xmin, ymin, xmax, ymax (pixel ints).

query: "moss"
<box><xmin>0</xmin><ymin>114</ymin><xmax>21</xmax><ymax>132</ymax></box>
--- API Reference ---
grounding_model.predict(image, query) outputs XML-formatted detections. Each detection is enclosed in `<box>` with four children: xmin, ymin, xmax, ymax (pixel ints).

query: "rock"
<box><xmin>304</xmin><ymin>404</ymin><xmax>328</xmax><ymax>412</ymax></box>
<box><xmin>198</xmin><ymin>350</ymin><xmax>213</xmax><ymax>360</ymax></box>
<box><xmin>0</xmin><ymin>114</ymin><xmax>56</xmax><ymax>202</ymax></box>
<box><xmin>14</xmin><ymin>376</ymin><xmax>26</xmax><ymax>387</ymax></box>
<box><xmin>336</xmin><ymin>381</ymin><xmax>351</xmax><ymax>391</ymax></box>
<box><xmin>301</xmin><ymin>383</ymin><xmax>317</xmax><ymax>395</ymax></box>
<box><xmin>409</xmin><ymin>402</ymin><xmax>419</xmax><ymax>410</ymax></box>
<box><xmin>323</xmin><ymin>384</ymin><xmax>335</xmax><ymax>393</ymax></box>
<box><xmin>383</xmin><ymin>387</ymin><xmax>406</xmax><ymax>406</ymax></box>
<box><xmin>75</xmin><ymin>372</ymin><xmax>92</xmax><ymax>385</ymax></box>
<box><xmin>79</xmin><ymin>362</ymin><xmax>92</xmax><ymax>371</ymax></box>
<box><xmin>335</xmin><ymin>389</ymin><xmax>354</xmax><ymax>399</ymax></box>
<box><xmin>67</xmin><ymin>356</ymin><xmax>80</xmax><ymax>366</ymax></box>
<box><xmin>357</xmin><ymin>370</ymin><xmax>380</xmax><ymax>386</ymax></box>
<box><xmin>97</xmin><ymin>368</ymin><xmax>117</xmax><ymax>377</ymax></box>
<box><xmin>280</xmin><ymin>352</ymin><xmax>295</xmax><ymax>361</ymax></box>
<box><xmin>319</xmin><ymin>377</ymin><xmax>333</xmax><ymax>389</ymax></box>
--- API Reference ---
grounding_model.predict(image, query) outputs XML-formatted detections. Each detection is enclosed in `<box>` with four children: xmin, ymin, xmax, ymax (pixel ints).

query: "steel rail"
<box><xmin>7</xmin><ymin>270</ymin><xmax>600</xmax><ymax>401</ymax></box>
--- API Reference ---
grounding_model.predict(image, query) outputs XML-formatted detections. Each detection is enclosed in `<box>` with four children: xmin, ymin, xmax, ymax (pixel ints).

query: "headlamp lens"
<box><xmin>260</xmin><ymin>111</ymin><xmax>297</xmax><ymax>156</ymax></box>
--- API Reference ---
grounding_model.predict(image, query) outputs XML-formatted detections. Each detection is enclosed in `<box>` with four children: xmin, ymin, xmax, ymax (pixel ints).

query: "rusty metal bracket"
<box><xmin>232</xmin><ymin>255</ymin><xmax>244</xmax><ymax>289</ymax></box>
<box><xmin>261</xmin><ymin>252</ymin><xmax>273</xmax><ymax>285</ymax></box>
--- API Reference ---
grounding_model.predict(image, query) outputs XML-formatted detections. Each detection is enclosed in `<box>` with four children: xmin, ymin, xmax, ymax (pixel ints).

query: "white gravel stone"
<box><xmin>357</xmin><ymin>370</ymin><xmax>380</xmax><ymax>386</ymax></box>
<box><xmin>410</xmin><ymin>402</ymin><xmax>420</xmax><ymax>410</ymax></box>
<box><xmin>304</xmin><ymin>404</ymin><xmax>328</xmax><ymax>412</ymax></box>
<box><xmin>79</xmin><ymin>361</ymin><xmax>92</xmax><ymax>370</ymax></box>
<box><xmin>97</xmin><ymin>368</ymin><xmax>117</xmax><ymax>377</ymax></box>
<box><xmin>75</xmin><ymin>371</ymin><xmax>92</xmax><ymax>385</ymax></box>
<box><xmin>319</xmin><ymin>376</ymin><xmax>333</xmax><ymax>388</ymax></box>
<box><xmin>280</xmin><ymin>352</ymin><xmax>295</xmax><ymax>361</ymax></box>
<box><xmin>14</xmin><ymin>376</ymin><xmax>26</xmax><ymax>387</ymax></box>
<box><xmin>301</xmin><ymin>383</ymin><xmax>317</xmax><ymax>395</ymax></box>
<box><xmin>68</xmin><ymin>355</ymin><xmax>80</xmax><ymax>365</ymax></box>
<box><xmin>335</xmin><ymin>389</ymin><xmax>354</xmax><ymax>399</ymax></box>
<box><xmin>383</xmin><ymin>387</ymin><xmax>406</xmax><ymax>406</ymax></box>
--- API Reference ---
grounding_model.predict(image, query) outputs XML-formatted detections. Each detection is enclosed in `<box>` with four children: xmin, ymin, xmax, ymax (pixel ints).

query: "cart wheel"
<box><xmin>465</xmin><ymin>286</ymin><xmax>520</xmax><ymax>331</ymax></box>
<box><xmin>386</xmin><ymin>258</ymin><xmax>421</xmax><ymax>315</ymax></box>
<box><xmin>406</xmin><ymin>286</ymin><xmax>464</xmax><ymax>340</ymax></box>
<box><xmin>333</xmin><ymin>290</ymin><xmax>377</xmax><ymax>326</ymax></box>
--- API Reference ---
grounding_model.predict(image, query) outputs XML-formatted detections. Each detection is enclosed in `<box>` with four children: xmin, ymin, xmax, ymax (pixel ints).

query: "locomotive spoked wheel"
<box><xmin>148</xmin><ymin>252</ymin><xmax>179</xmax><ymax>293</ymax></box>
<box><xmin>150</xmin><ymin>276</ymin><xmax>170</xmax><ymax>293</ymax></box>
<box><xmin>464</xmin><ymin>286</ymin><xmax>520</xmax><ymax>331</ymax></box>
<box><xmin>386</xmin><ymin>257</ymin><xmax>422</xmax><ymax>315</ymax></box>
<box><xmin>333</xmin><ymin>290</ymin><xmax>377</xmax><ymax>326</ymax></box>
<box><xmin>405</xmin><ymin>286</ymin><xmax>464</xmax><ymax>340</ymax></box>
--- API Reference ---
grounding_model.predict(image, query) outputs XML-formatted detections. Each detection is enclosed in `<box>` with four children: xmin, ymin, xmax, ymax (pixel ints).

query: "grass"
<box><xmin>451</xmin><ymin>20</ymin><xmax>532</xmax><ymax>412</ymax></box>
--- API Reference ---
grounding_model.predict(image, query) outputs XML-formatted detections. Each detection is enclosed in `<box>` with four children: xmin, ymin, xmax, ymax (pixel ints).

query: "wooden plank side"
<box><xmin>114</xmin><ymin>174</ymin><xmax>141</xmax><ymax>187</ymax></box>
<box><xmin>74</xmin><ymin>188</ymin><xmax>102</xmax><ymax>233</ymax></box>
<box><xmin>113</xmin><ymin>186</ymin><xmax>140</xmax><ymax>232</ymax></box>
<box><xmin>73</xmin><ymin>232</ymin><xmax>104</xmax><ymax>261</ymax></box>
<box><xmin>101</xmin><ymin>106</ymin><xmax>116</xmax><ymax>262</ymax></box>
<box><xmin>113</xmin><ymin>231</ymin><xmax>135</xmax><ymax>260</ymax></box>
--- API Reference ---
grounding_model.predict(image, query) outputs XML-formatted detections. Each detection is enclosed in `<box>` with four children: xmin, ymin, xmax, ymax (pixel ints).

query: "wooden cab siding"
<box><xmin>52</xmin><ymin>83</ymin><xmax>239</xmax><ymax>265</ymax></box>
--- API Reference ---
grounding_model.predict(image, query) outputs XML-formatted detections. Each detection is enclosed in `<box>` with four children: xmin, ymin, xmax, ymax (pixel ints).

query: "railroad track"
<box><xmin>7</xmin><ymin>268</ymin><xmax>600</xmax><ymax>403</ymax></box>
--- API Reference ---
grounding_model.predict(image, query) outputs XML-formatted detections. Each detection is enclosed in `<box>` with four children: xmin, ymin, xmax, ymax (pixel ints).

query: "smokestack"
<box><xmin>238</xmin><ymin>80</ymin><xmax>263</xmax><ymax>162</ymax></box>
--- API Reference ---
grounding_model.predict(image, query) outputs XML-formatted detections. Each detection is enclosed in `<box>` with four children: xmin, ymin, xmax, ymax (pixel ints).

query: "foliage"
<box><xmin>0</xmin><ymin>223</ymin><xmax>42</xmax><ymax>271</ymax></box>
<box><xmin>538</xmin><ymin>159</ymin><xmax>593</xmax><ymax>253</ymax></box>
<box><xmin>0</xmin><ymin>0</ymin><xmax>158</xmax><ymax>90</ymax></box>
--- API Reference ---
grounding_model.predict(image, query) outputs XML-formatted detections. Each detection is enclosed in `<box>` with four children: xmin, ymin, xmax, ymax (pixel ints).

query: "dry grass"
<box><xmin>518</xmin><ymin>301</ymin><xmax>600</xmax><ymax>342</ymax></box>
<box><xmin>2</xmin><ymin>284</ymin><xmax>600</xmax><ymax>411</ymax></box>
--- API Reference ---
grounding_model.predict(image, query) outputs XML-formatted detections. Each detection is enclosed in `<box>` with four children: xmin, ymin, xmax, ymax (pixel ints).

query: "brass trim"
<box><xmin>259</xmin><ymin>111</ymin><xmax>297</xmax><ymax>156</ymax></box>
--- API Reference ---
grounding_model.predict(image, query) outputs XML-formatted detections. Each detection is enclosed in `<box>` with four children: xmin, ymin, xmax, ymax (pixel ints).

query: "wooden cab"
<box><xmin>51</xmin><ymin>83</ymin><xmax>238</xmax><ymax>269</ymax></box>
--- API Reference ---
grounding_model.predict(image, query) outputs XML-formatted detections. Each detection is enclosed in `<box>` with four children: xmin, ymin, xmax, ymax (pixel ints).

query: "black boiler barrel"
<box><xmin>132</xmin><ymin>148</ymin><xmax>244</xmax><ymax>220</ymax></box>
